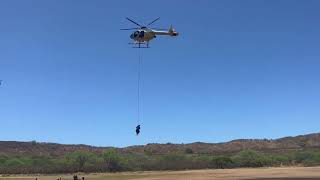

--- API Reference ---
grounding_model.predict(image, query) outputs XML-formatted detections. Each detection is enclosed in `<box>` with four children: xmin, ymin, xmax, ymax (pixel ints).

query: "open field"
<box><xmin>1</xmin><ymin>167</ymin><xmax>320</xmax><ymax>180</ymax></box>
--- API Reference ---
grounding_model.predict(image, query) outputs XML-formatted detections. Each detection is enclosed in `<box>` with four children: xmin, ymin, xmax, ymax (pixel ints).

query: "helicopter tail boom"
<box><xmin>153</xmin><ymin>25</ymin><xmax>179</xmax><ymax>36</ymax></box>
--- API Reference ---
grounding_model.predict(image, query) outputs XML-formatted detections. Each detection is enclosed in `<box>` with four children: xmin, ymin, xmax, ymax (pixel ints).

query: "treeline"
<box><xmin>0</xmin><ymin>149</ymin><xmax>320</xmax><ymax>174</ymax></box>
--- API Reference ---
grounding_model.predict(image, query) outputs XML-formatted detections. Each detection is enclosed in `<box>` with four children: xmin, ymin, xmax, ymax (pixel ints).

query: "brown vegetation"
<box><xmin>0</xmin><ymin>133</ymin><xmax>319</xmax><ymax>174</ymax></box>
<box><xmin>0</xmin><ymin>133</ymin><xmax>319</xmax><ymax>157</ymax></box>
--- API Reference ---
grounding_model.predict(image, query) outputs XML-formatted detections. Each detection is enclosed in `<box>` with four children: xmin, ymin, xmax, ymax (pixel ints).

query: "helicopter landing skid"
<box><xmin>129</xmin><ymin>42</ymin><xmax>150</xmax><ymax>48</ymax></box>
<box><xmin>132</xmin><ymin>47</ymin><xmax>150</xmax><ymax>48</ymax></box>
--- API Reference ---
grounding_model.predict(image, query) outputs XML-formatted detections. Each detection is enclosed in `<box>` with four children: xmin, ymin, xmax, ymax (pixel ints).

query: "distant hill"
<box><xmin>0</xmin><ymin>133</ymin><xmax>319</xmax><ymax>157</ymax></box>
<box><xmin>121</xmin><ymin>133</ymin><xmax>320</xmax><ymax>155</ymax></box>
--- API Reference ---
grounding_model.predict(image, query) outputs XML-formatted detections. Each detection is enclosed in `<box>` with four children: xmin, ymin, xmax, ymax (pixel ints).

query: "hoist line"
<box><xmin>137</xmin><ymin>49</ymin><xmax>142</xmax><ymax>125</ymax></box>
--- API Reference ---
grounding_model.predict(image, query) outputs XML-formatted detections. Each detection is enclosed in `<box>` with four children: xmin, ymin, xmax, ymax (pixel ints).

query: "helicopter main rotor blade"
<box><xmin>150</xmin><ymin>27</ymin><xmax>167</xmax><ymax>31</ymax></box>
<box><xmin>147</xmin><ymin>17</ymin><xmax>160</xmax><ymax>26</ymax></box>
<box><xmin>120</xmin><ymin>28</ymin><xmax>139</xmax><ymax>30</ymax></box>
<box><xmin>126</xmin><ymin>17</ymin><xmax>142</xmax><ymax>27</ymax></box>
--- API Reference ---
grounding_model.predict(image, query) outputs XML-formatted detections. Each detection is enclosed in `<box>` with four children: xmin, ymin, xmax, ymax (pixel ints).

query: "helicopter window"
<box><xmin>139</xmin><ymin>31</ymin><xmax>144</xmax><ymax>38</ymax></box>
<box><xmin>134</xmin><ymin>31</ymin><xmax>139</xmax><ymax>37</ymax></box>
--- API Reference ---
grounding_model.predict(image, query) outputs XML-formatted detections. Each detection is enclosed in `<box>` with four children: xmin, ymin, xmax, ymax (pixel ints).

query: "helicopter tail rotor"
<box><xmin>169</xmin><ymin>25</ymin><xmax>179</xmax><ymax>36</ymax></box>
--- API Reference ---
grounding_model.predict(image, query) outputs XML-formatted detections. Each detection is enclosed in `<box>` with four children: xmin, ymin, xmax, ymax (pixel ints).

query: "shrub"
<box><xmin>65</xmin><ymin>151</ymin><xmax>96</xmax><ymax>171</ymax></box>
<box><xmin>184</xmin><ymin>148</ymin><xmax>194</xmax><ymax>154</ymax></box>
<box><xmin>210</xmin><ymin>156</ymin><xmax>233</xmax><ymax>169</ymax></box>
<box><xmin>232</xmin><ymin>150</ymin><xmax>271</xmax><ymax>167</ymax></box>
<box><xmin>102</xmin><ymin>149</ymin><xmax>122</xmax><ymax>172</ymax></box>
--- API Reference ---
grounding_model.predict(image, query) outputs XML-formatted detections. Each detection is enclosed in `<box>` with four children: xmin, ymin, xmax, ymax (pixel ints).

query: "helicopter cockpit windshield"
<box><xmin>130</xmin><ymin>31</ymin><xmax>140</xmax><ymax>39</ymax></box>
<box><xmin>134</xmin><ymin>31</ymin><xmax>139</xmax><ymax>37</ymax></box>
<box><xmin>130</xmin><ymin>31</ymin><xmax>139</xmax><ymax>39</ymax></box>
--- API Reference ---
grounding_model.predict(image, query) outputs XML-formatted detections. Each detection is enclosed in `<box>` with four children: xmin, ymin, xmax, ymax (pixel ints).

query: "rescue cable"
<box><xmin>136</xmin><ymin>50</ymin><xmax>142</xmax><ymax>135</ymax></box>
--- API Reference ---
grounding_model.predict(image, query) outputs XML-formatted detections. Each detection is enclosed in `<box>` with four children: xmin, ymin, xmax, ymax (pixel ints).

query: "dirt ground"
<box><xmin>1</xmin><ymin>166</ymin><xmax>320</xmax><ymax>180</ymax></box>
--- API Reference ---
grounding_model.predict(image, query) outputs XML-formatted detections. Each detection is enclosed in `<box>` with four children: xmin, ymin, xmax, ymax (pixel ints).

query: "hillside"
<box><xmin>0</xmin><ymin>133</ymin><xmax>319</xmax><ymax>157</ymax></box>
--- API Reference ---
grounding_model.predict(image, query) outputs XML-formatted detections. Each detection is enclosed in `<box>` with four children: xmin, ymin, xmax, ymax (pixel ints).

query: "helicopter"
<box><xmin>121</xmin><ymin>17</ymin><xmax>179</xmax><ymax>48</ymax></box>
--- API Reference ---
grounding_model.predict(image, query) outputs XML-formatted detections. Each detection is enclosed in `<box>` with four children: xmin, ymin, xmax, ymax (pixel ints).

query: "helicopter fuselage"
<box><xmin>130</xmin><ymin>29</ymin><xmax>155</xmax><ymax>42</ymax></box>
<box><xmin>130</xmin><ymin>28</ymin><xmax>179</xmax><ymax>43</ymax></box>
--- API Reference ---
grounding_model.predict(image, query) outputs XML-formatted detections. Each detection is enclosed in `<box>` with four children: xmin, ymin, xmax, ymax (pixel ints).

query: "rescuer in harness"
<box><xmin>136</xmin><ymin>125</ymin><xmax>141</xmax><ymax>135</ymax></box>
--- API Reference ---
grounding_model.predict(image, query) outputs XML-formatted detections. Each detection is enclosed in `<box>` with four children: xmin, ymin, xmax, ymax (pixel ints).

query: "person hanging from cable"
<box><xmin>136</xmin><ymin>125</ymin><xmax>141</xmax><ymax>135</ymax></box>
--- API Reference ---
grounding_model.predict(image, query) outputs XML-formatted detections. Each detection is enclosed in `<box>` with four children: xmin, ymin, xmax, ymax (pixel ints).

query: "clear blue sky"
<box><xmin>0</xmin><ymin>0</ymin><xmax>319</xmax><ymax>147</ymax></box>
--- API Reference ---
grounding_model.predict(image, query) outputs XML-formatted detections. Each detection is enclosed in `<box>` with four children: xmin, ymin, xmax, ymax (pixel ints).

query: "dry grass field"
<box><xmin>1</xmin><ymin>167</ymin><xmax>320</xmax><ymax>180</ymax></box>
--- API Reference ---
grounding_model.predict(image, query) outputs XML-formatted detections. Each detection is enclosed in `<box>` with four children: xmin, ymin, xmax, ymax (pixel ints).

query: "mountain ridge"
<box><xmin>0</xmin><ymin>132</ymin><xmax>319</xmax><ymax>157</ymax></box>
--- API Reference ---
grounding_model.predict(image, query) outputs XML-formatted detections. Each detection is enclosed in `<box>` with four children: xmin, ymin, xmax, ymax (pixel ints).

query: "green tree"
<box><xmin>232</xmin><ymin>150</ymin><xmax>271</xmax><ymax>167</ymax></box>
<box><xmin>294</xmin><ymin>151</ymin><xmax>320</xmax><ymax>165</ymax></box>
<box><xmin>210</xmin><ymin>156</ymin><xmax>233</xmax><ymax>169</ymax></box>
<box><xmin>102</xmin><ymin>149</ymin><xmax>122</xmax><ymax>172</ymax></box>
<box><xmin>0</xmin><ymin>155</ymin><xmax>8</xmax><ymax>165</ymax></box>
<box><xmin>184</xmin><ymin>148</ymin><xmax>193</xmax><ymax>154</ymax></box>
<box><xmin>66</xmin><ymin>151</ymin><xmax>93</xmax><ymax>171</ymax></box>
<box><xmin>31</xmin><ymin>156</ymin><xmax>52</xmax><ymax>166</ymax></box>
<box><xmin>5</xmin><ymin>158</ymin><xmax>24</xmax><ymax>167</ymax></box>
